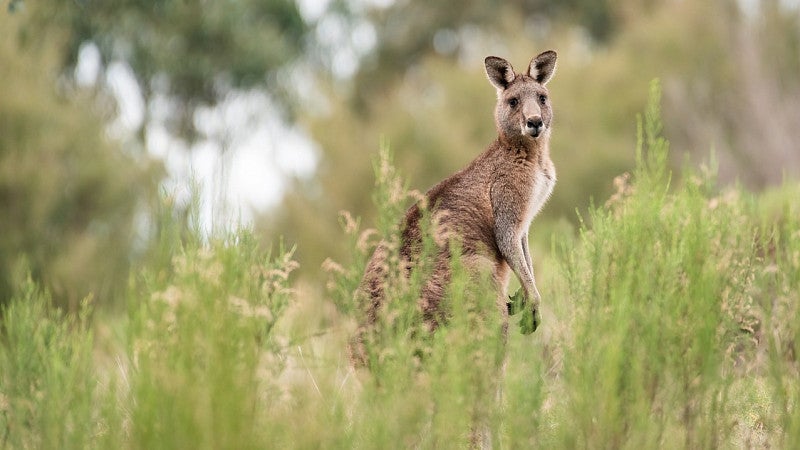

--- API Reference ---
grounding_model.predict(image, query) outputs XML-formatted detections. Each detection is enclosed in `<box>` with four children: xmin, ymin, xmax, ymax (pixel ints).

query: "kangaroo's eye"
<box><xmin>508</xmin><ymin>98</ymin><xmax>519</xmax><ymax>107</ymax></box>
<box><xmin>539</xmin><ymin>94</ymin><xmax>548</xmax><ymax>105</ymax></box>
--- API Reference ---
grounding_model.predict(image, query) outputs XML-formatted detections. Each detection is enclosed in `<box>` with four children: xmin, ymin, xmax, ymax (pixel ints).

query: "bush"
<box><xmin>126</xmin><ymin>224</ymin><xmax>296</xmax><ymax>449</ymax></box>
<box><xmin>2</xmin><ymin>81</ymin><xmax>799</xmax><ymax>448</ymax></box>
<box><xmin>0</xmin><ymin>272</ymin><xmax>95</xmax><ymax>449</ymax></box>
<box><xmin>554</xmin><ymin>80</ymin><xmax>759</xmax><ymax>448</ymax></box>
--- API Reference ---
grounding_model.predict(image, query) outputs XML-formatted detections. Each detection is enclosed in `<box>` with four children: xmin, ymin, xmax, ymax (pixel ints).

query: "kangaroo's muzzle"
<box><xmin>525</xmin><ymin>116</ymin><xmax>544</xmax><ymax>138</ymax></box>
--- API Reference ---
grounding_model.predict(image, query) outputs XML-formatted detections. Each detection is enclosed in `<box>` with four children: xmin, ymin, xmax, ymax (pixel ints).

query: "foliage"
<box><xmin>2</xmin><ymin>0</ymin><xmax>800</xmax><ymax>443</ymax></box>
<box><xmin>271</xmin><ymin>0</ymin><xmax>800</xmax><ymax>282</ymax></box>
<box><xmin>127</xmin><ymin>228</ymin><xmax>295</xmax><ymax>449</ymax></box>
<box><xmin>17</xmin><ymin>0</ymin><xmax>308</xmax><ymax>138</ymax></box>
<box><xmin>557</xmin><ymin>80</ymin><xmax>759</xmax><ymax>447</ymax></box>
<box><xmin>8</xmin><ymin>0</ymin><xmax>800</xmax><ymax>291</ymax></box>
<box><xmin>0</xmin><ymin>194</ymin><xmax>298</xmax><ymax>449</ymax></box>
<box><xmin>0</xmin><ymin>11</ymin><xmax>160</xmax><ymax>310</ymax></box>
<box><xmin>2</xmin><ymin>77</ymin><xmax>800</xmax><ymax>448</ymax></box>
<box><xmin>0</xmin><ymin>274</ymin><xmax>95</xmax><ymax>450</ymax></box>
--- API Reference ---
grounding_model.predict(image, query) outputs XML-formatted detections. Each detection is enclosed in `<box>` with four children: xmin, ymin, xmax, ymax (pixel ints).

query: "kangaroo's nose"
<box><xmin>526</xmin><ymin>117</ymin><xmax>543</xmax><ymax>130</ymax></box>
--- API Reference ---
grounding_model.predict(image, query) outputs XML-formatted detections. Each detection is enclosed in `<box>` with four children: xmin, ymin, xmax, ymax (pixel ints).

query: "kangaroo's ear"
<box><xmin>485</xmin><ymin>56</ymin><xmax>516</xmax><ymax>90</ymax></box>
<box><xmin>528</xmin><ymin>50</ymin><xmax>557</xmax><ymax>85</ymax></box>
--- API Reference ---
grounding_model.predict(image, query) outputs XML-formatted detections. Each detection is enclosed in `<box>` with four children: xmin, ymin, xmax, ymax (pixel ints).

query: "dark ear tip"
<box><xmin>540</xmin><ymin>50</ymin><xmax>557</xmax><ymax>60</ymax></box>
<box><xmin>485</xmin><ymin>56</ymin><xmax>502</xmax><ymax>65</ymax></box>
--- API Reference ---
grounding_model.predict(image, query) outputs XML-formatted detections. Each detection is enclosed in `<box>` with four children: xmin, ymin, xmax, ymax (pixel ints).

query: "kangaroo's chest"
<box><xmin>522</xmin><ymin>161</ymin><xmax>556</xmax><ymax>228</ymax></box>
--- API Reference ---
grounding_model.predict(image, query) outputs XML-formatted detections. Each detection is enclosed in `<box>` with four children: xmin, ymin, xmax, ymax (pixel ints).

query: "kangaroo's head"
<box><xmin>485</xmin><ymin>50</ymin><xmax>557</xmax><ymax>143</ymax></box>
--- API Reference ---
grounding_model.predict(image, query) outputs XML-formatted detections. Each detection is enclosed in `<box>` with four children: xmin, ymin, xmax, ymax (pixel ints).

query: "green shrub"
<box><xmin>550</xmin><ymin>80</ymin><xmax>794</xmax><ymax>448</ymax></box>
<box><xmin>0</xmin><ymin>270</ymin><xmax>95</xmax><ymax>449</ymax></box>
<box><xmin>126</xmin><ymin>225</ymin><xmax>295</xmax><ymax>450</ymax></box>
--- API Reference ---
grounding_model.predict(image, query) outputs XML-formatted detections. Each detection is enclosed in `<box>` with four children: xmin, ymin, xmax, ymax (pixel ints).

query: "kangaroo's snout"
<box><xmin>525</xmin><ymin>116</ymin><xmax>544</xmax><ymax>137</ymax></box>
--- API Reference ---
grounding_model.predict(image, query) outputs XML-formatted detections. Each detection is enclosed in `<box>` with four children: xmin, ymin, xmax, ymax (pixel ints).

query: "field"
<box><xmin>2</xmin><ymin>82</ymin><xmax>799</xmax><ymax>449</ymax></box>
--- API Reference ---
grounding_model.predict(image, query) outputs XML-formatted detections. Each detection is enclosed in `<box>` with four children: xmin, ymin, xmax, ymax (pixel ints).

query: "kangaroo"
<box><xmin>352</xmin><ymin>50</ymin><xmax>558</xmax><ymax>366</ymax></box>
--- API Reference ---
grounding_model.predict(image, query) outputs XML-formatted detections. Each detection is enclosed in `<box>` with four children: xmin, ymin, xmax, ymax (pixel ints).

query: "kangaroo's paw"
<box><xmin>519</xmin><ymin>305</ymin><xmax>540</xmax><ymax>335</ymax></box>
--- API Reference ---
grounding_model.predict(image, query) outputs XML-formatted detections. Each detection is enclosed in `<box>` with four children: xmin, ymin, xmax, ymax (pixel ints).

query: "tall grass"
<box><xmin>556</xmin><ymin>80</ymin><xmax>761</xmax><ymax>448</ymax></box>
<box><xmin>0</xmin><ymin>270</ymin><xmax>95</xmax><ymax>450</ymax></box>
<box><xmin>0</xmin><ymin>81</ymin><xmax>798</xmax><ymax>448</ymax></box>
<box><xmin>126</xmin><ymin>230</ymin><xmax>295</xmax><ymax>449</ymax></box>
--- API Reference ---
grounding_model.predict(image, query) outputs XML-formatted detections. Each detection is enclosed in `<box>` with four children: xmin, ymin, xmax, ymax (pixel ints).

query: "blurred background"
<box><xmin>1</xmin><ymin>0</ymin><xmax>798</xmax><ymax>309</ymax></box>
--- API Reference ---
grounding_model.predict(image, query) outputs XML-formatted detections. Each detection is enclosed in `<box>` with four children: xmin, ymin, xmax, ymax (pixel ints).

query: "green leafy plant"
<box><xmin>127</xmin><ymin>221</ymin><xmax>296</xmax><ymax>449</ymax></box>
<box><xmin>0</xmin><ymin>269</ymin><xmax>95</xmax><ymax>449</ymax></box>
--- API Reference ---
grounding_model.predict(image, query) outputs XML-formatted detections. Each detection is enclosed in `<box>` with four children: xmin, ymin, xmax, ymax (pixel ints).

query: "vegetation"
<box><xmin>268</xmin><ymin>0</ymin><xmax>800</xmax><ymax>275</ymax></box>
<box><xmin>21</xmin><ymin>0</ymin><xmax>308</xmax><ymax>138</ymax></box>
<box><xmin>0</xmin><ymin>11</ymin><xmax>160</xmax><ymax>310</ymax></box>
<box><xmin>4</xmin><ymin>0</ymin><xmax>800</xmax><ymax>290</ymax></box>
<box><xmin>2</xmin><ymin>82</ymin><xmax>799</xmax><ymax>448</ymax></box>
<box><xmin>1</xmin><ymin>1</ymin><xmax>799</xmax><ymax>448</ymax></box>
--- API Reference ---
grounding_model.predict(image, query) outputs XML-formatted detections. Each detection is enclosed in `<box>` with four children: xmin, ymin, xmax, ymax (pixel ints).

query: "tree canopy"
<box><xmin>22</xmin><ymin>0</ymin><xmax>308</xmax><ymax>139</ymax></box>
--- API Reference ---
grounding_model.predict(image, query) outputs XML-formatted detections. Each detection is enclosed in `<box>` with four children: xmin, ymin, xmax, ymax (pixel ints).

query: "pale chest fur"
<box><xmin>521</xmin><ymin>158</ymin><xmax>556</xmax><ymax>230</ymax></box>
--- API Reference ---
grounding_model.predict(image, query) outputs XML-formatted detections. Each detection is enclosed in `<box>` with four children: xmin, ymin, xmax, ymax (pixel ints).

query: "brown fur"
<box><xmin>351</xmin><ymin>51</ymin><xmax>558</xmax><ymax>367</ymax></box>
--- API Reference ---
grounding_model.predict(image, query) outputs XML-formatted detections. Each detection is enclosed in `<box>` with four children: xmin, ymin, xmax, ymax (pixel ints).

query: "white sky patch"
<box><xmin>228</xmin><ymin>143</ymin><xmax>283</xmax><ymax>209</ymax></box>
<box><xmin>75</xmin><ymin>42</ymin><xmax>101</xmax><ymax>87</ymax></box>
<box><xmin>296</xmin><ymin>0</ymin><xmax>332</xmax><ymax>22</ymax></box>
<box><xmin>316</xmin><ymin>13</ymin><xmax>351</xmax><ymax>77</ymax></box>
<box><xmin>352</xmin><ymin>20</ymin><xmax>377</xmax><ymax>54</ymax></box>
<box><xmin>188</xmin><ymin>89</ymin><xmax>318</xmax><ymax>230</ymax></box>
<box><xmin>299</xmin><ymin>0</ymin><xmax>394</xmax><ymax>23</ymax></box>
<box><xmin>106</xmin><ymin>61</ymin><xmax>145</xmax><ymax>137</ymax></box>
